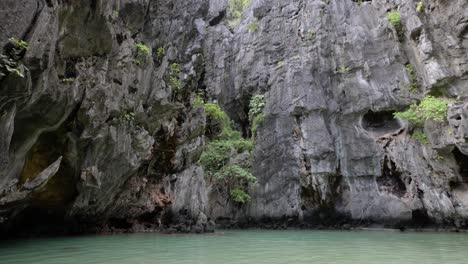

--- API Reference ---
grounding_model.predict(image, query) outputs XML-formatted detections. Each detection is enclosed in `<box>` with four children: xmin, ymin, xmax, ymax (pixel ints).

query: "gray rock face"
<box><xmin>0</xmin><ymin>0</ymin><xmax>468</xmax><ymax>236</ymax></box>
<box><xmin>204</xmin><ymin>0</ymin><xmax>468</xmax><ymax>227</ymax></box>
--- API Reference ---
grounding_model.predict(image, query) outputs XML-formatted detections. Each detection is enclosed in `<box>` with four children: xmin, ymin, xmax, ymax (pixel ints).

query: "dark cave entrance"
<box><xmin>453</xmin><ymin>148</ymin><xmax>468</xmax><ymax>183</ymax></box>
<box><xmin>362</xmin><ymin>110</ymin><xmax>401</xmax><ymax>136</ymax></box>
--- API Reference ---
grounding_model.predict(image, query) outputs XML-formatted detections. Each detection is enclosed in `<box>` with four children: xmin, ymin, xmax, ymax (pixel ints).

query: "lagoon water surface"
<box><xmin>2</xmin><ymin>230</ymin><xmax>468</xmax><ymax>264</ymax></box>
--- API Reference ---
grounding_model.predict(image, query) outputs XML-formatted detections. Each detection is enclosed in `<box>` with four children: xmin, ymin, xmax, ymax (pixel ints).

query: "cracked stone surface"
<box><xmin>0</xmin><ymin>0</ymin><xmax>468</xmax><ymax>236</ymax></box>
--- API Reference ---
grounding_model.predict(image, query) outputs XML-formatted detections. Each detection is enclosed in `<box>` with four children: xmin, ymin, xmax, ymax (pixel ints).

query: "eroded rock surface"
<box><xmin>1</xmin><ymin>0</ymin><xmax>468</xmax><ymax>236</ymax></box>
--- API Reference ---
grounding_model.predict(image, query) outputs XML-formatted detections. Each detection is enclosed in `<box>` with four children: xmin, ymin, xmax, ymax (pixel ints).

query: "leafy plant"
<box><xmin>199</xmin><ymin>102</ymin><xmax>256</xmax><ymax>204</ymax></box>
<box><xmin>157</xmin><ymin>47</ymin><xmax>165</xmax><ymax>57</ymax></box>
<box><xmin>387</xmin><ymin>11</ymin><xmax>403</xmax><ymax>38</ymax></box>
<box><xmin>193</xmin><ymin>94</ymin><xmax>205</xmax><ymax>108</ymax></box>
<box><xmin>120</xmin><ymin>111</ymin><xmax>136</xmax><ymax>122</ymax></box>
<box><xmin>0</xmin><ymin>38</ymin><xmax>29</xmax><ymax>79</ymax></box>
<box><xmin>394</xmin><ymin>96</ymin><xmax>452</xmax><ymax>127</ymax></box>
<box><xmin>251</xmin><ymin>113</ymin><xmax>265</xmax><ymax>137</ymax></box>
<box><xmin>248</xmin><ymin>95</ymin><xmax>266</xmax><ymax>138</ymax></box>
<box><xmin>60</xmin><ymin>78</ymin><xmax>75</xmax><ymax>84</ymax></box>
<box><xmin>306</xmin><ymin>29</ymin><xmax>315</xmax><ymax>40</ymax></box>
<box><xmin>133</xmin><ymin>42</ymin><xmax>151</xmax><ymax>65</ymax></box>
<box><xmin>416</xmin><ymin>1</ymin><xmax>424</xmax><ymax>13</ymax></box>
<box><xmin>405</xmin><ymin>64</ymin><xmax>418</xmax><ymax>92</ymax></box>
<box><xmin>230</xmin><ymin>188</ymin><xmax>251</xmax><ymax>203</ymax></box>
<box><xmin>247</xmin><ymin>21</ymin><xmax>258</xmax><ymax>32</ymax></box>
<box><xmin>411</xmin><ymin>130</ymin><xmax>428</xmax><ymax>144</ymax></box>
<box><xmin>9</xmin><ymin>38</ymin><xmax>28</xmax><ymax>50</ymax></box>
<box><xmin>168</xmin><ymin>63</ymin><xmax>182</xmax><ymax>94</ymax></box>
<box><xmin>227</xmin><ymin>0</ymin><xmax>250</xmax><ymax>27</ymax></box>
<box><xmin>338</xmin><ymin>66</ymin><xmax>350</xmax><ymax>74</ymax></box>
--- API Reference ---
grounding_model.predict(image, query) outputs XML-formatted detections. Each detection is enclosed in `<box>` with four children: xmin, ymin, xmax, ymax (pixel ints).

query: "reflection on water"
<box><xmin>2</xmin><ymin>230</ymin><xmax>468</xmax><ymax>264</ymax></box>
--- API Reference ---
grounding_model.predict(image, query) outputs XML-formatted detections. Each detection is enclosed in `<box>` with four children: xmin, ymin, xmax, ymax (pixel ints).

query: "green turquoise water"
<box><xmin>2</xmin><ymin>230</ymin><xmax>468</xmax><ymax>264</ymax></box>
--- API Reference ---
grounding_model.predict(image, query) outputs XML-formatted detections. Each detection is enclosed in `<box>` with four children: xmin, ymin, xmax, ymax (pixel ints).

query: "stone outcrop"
<box><xmin>0</xmin><ymin>0</ymin><xmax>467</xmax><ymax>236</ymax></box>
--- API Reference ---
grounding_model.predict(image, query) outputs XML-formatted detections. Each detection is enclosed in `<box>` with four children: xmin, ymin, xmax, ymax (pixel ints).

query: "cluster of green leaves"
<box><xmin>387</xmin><ymin>11</ymin><xmax>403</xmax><ymax>38</ymax></box>
<box><xmin>394</xmin><ymin>96</ymin><xmax>452</xmax><ymax>127</ymax></box>
<box><xmin>306</xmin><ymin>29</ymin><xmax>315</xmax><ymax>41</ymax></box>
<box><xmin>193</xmin><ymin>94</ymin><xmax>205</xmax><ymax>107</ymax></box>
<box><xmin>416</xmin><ymin>1</ymin><xmax>424</xmax><ymax>13</ymax></box>
<box><xmin>411</xmin><ymin>130</ymin><xmax>428</xmax><ymax>144</ymax></box>
<box><xmin>230</xmin><ymin>187</ymin><xmax>252</xmax><ymax>203</ymax></box>
<box><xmin>120</xmin><ymin>111</ymin><xmax>135</xmax><ymax>122</ymax></box>
<box><xmin>168</xmin><ymin>62</ymin><xmax>182</xmax><ymax>94</ymax></box>
<box><xmin>227</xmin><ymin>0</ymin><xmax>250</xmax><ymax>27</ymax></box>
<box><xmin>405</xmin><ymin>64</ymin><xmax>418</xmax><ymax>92</ymax></box>
<box><xmin>133</xmin><ymin>42</ymin><xmax>151</xmax><ymax>65</ymax></box>
<box><xmin>248</xmin><ymin>95</ymin><xmax>266</xmax><ymax>138</ymax></box>
<box><xmin>247</xmin><ymin>21</ymin><xmax>258</xmax><ymax>32</ymax></box>
<box><xmin>199</xmin><ymin>102</ymin><xmax>256</xmax><ymax>204</ymax></box>
<box><xmin>338</xmin><ymin>66</ymin><xmax>350</xmax><ymax>74</ymax></box>
<box><xmin>157</xmin><ymin>47</ymin><xmax>165</xmax><ymax>57</ymax></box>
<box><xmin>0</xmin><ymin>38</ymin><xmax>29</xmax><ymax>79</ymax></box>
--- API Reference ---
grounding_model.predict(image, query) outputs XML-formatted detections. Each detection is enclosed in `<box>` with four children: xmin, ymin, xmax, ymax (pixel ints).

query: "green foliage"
<box><xmin>133</xmin><ymin>42</ymin><xmax>151</xmax><ymax>65</ymax></box>
<box><xmin>387</xmin><ymin>11</ymin><xmax>401</xmax><ymax>28</ymax></box>
<box><xmin>113</xmin><ymin>10</ymin><xmax>119</xmax><ymax>18</ymax></box>
<box><xmin>157</xmin><ymin>47</ymin><xmax>165</xmax><ymax>57</ymax></box>
<box><xmin>249</xmin><ymin>95</ymin><xmax>266</xmax><ymax>138</ymax></box>
<box><xmin>277</xmin><ymin>61</ymin><xmax>284</xmax><ymax>67</ymax></box>
<box><xmin>227</xmin><ymin>0</ymin><xmax>250</xmax><ymax>27</ymax></box>
<box><xmin>306</xmin><ymin>29</ymin><xmax>315</xmax><ymax>40</ymax></box>
<box><xmin>394</xmin><ymin>96</ymin><xmax>452</xmax><ymax>127</ymax></box>
<box><xmin>230</xmin><ymin>188</ymin><xmax>251</xmax><ymax>203</ymax></box>
<box><xmin>194</xmin><ymin>94</ymin><xmax>205</xmax><ymax>108</ymax></box>
<box><xmin>405</xmin><ymin>64</ymin><xmax>418</xmax><ymax>92</ymax></box>
<box><xmin>248</xmin><ymin>95</ymin><xmax>266</xmax><ymax>121</ymax></box>
<box><xmin>9</xmin><ymin>38</ymin><xmax>28</xmax><ymax>50</ymax></box>
<box><xmin>416</xmin><ymin>1</ymin><xmax>424</xmax><ymax>13</ymax></box>
<box><xmin>199</xmin><ymin>102</ymin><xmax>256</xmax><ymax>204</ymax></box>
<box><xmin>204</xmin><ymin>103</ymin><xmax>232</xmax><ymax>134</ymax></box>
<box><xmin>338</xmin><ymin>66</ymin><xmax>349</xmax><ymax>74</ymax></box>
<box><xmin>168</xmin><ymin>63</ymin><xmax>182</xmax><ymax>93</ymax></box>
<box><xmin>60</xmin><ymin>78</ymin><xmax>75</xmax><ymax>84</ymax></box>
<box><xmin>0</xmin><ymin>38</ymin><xmax>29</xmax><ymax>79</ymax></box>
<box><xmin>247</xmin><ymin>21</ymin><xmax>258</xmax><ymax>32</ymax></box>
<box><xmin>387</xmin><ymin>11</ymin><xmax>403</xmax><ymax>37</ymax></box>
<box><xmin>251</xmin><ymin>113</ymin><xmax>265</xmax><ymax>137</ymax></box>
<box><xmin>120</xmin><ymin>111</ymin><xmax>135</xmax><ymax>122</ymax></box>
<box><xmin>411</xmin><ymin>130</ymin><xmax>428</xmax><ymax>144</ymax></box>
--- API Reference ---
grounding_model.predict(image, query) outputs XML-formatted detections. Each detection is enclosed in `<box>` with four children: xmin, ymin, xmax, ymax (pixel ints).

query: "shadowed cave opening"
<box><xmin>362</xmin><ymin>110</ymin><xmax>401</xmax><ymax>136</ymax></box>
<box><xmin>378</xmin><ymin>157</ymin><xmax>406</xmax><ymax>198</ymax></box>
<box><xmin>453</xmin><ymin>148</ymin><xmax>468</xmax><ymax>183</ymax></box>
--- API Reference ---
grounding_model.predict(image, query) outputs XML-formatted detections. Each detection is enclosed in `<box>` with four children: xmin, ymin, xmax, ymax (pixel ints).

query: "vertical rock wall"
<box><xmin>1</xmin><ymin>0</ymin><xmax>468</xmax><ymax>236</ymax></box>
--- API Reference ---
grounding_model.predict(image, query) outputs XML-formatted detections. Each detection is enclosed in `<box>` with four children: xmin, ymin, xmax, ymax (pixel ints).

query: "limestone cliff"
<box><xmin>0</xmin><ymin>0</ymin><xmax>467</xmax><ymax>236</ymax></box>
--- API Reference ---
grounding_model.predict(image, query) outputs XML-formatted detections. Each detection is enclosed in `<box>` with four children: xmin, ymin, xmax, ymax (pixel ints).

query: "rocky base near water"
<box><xmin>1</xmin><ymin>0</ymin><xmax>468</xmax><ymax>237</ymax></box>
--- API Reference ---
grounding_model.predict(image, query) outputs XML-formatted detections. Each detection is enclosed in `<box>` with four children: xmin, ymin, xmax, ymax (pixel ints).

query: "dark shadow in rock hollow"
<box><xmin>453</xmin><ymin>147</ymin><xmax>468</xmax><ymax>183</ymax></box>
<box><xmin>362</xmin><ymin>110</ymin><xmax>402</xmax><ymax>136</ymax></box>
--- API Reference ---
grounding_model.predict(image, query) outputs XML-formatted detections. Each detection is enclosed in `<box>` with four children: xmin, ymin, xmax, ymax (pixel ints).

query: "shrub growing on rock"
<box><xmin>133</xmin><ymin>42</ymin><xmax>151</xmax><ymax>65</ymax></box>
<box><xmin>199</xmin><ymin>102</ymin><xmax>256</xmax><ymax>204</ymax></box>
<box><xmin>227</xmin><ymin>0</ymin><xmax>250</xmax><ymax>27</ymax></box>
<box><xmin>0</xmin><ymin>38</ymin><xmax>29</xmax><ymax>79</ymax></box>
<box><xmin>387</xmin><ymin>11</ymin><xmax>403</xmax><ymax>39</ymax></box>
<box><xmin>394</xmin><ymin>96</ymin><xmax>452</xmax><ymax>127</ymax></box>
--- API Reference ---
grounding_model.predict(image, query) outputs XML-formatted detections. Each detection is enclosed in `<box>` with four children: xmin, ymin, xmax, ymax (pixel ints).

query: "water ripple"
<box><xmin>1</xmin><ymin>230</ymin><xmax>468</xmax><ymax>264</ymax></box>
